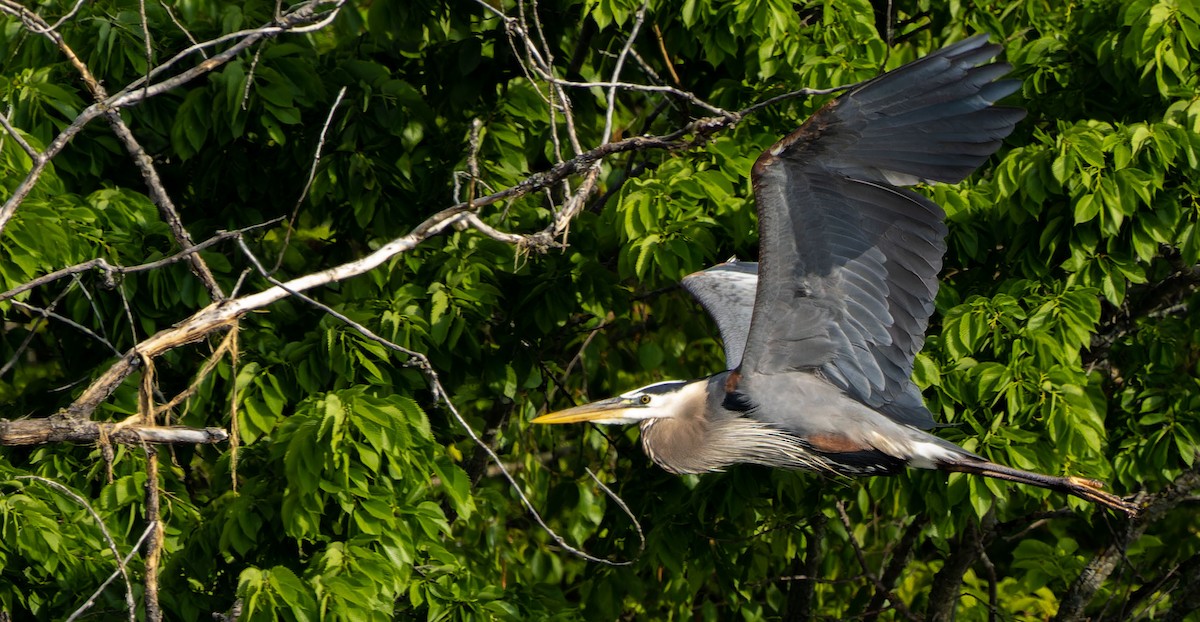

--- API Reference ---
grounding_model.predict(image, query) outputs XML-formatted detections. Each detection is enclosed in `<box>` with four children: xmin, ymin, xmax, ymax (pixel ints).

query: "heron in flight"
<box><xmin>534</xmin><ymin>36</ymin><xmax>1138</xmax><ymax>515</ymax></box>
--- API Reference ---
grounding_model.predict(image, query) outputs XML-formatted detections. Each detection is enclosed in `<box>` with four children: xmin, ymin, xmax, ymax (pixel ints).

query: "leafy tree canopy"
<box><xmin>1</xmin><ymin>0</ymin><xmax>1199</xmax><ymax>620</ymax></box>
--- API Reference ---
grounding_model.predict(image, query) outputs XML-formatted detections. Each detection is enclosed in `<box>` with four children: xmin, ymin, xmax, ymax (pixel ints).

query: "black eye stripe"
<box><xmin>636</xmin><ymin>381</ymin><xmax>688</xmax><ymax>396</ymax></box>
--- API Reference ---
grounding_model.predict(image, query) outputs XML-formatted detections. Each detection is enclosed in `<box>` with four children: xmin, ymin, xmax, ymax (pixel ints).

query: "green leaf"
<box><xmin>432</xmin><ymin>457</ymin><xmax>475</xmax><ymax>519</ymax></box>
<box><xmin>1073</xmin><ymin>194</ymin><xmax>1100</xmax><ymax>223</ymax></box>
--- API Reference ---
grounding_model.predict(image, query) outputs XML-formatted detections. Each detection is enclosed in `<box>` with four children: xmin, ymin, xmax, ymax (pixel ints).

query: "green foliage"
<box><xmin>2</xmin><ymin>0</ymin><xmax>1200</xmax><ymax>620</ymax></box>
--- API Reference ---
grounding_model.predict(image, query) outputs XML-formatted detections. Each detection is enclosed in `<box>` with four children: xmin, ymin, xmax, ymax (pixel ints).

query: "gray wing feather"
<box><xmin>681</xmin><ymin>261</ymin><xmax>758</xmax><ymax>370</ymax></box>
<box><xmin>739</xmin><ymin>34</ymin><xmax>1024</xmax><ymax>429</ymax></box>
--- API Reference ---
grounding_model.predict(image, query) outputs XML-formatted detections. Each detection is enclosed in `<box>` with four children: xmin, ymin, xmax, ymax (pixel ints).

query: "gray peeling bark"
<box><xmin>1054</xmin><ymin>461</ymin><xmax>1200</xmax><ymax>622</ymax></box>
<box><xmin>926</xmin><ymin>514</ymin><xmax>996</xmax><ymax>622</ymax></box>
<box><xmin>0</xmin><ymin>415</ymin><xmax>228</xmax><ymax>446</ymax></box>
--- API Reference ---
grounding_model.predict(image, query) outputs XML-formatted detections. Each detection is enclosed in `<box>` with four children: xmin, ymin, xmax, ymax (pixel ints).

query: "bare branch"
<box><xmin>836</xmin><ymin>500</ymin><xmax>918</xmax><ymax>622</ymax></box>
<box><xmin>137</xmin><ymin>0</ymin><xmax>153</xmax><ymax>99</ymax></box>
<box><xmin>234</xmin><ymin>238</ymin><xmax>640</xmax><ymax>566</ymax></box>
<box><xmin>103</xmin><ymin>114</ymin><xmax>225</xmax><ymax>300</ymax></box>
<box><xmin>143</xmin><ymin>446</ymin><xmax>163</xmax><ymax>622</ymax></box>
<box><xmin>158</xmin><ymin>0</ymin><xmax>206</xmax><ymax>58</ymax></box>
<box><xmin>1</xmin><ymin>280</ymin><xmax>79</xmax><ymax>379</ymax></box>
<box><xmin>0</xmin><ymin>99</ymin><xmax>96</xmax><ymax>233</ymax></box>
<box><xmin>15</xmin><ymin>0</ymin><xmax>225</xmax><ymax>300</ymax></box>
<box><xmin>0</xmin><ymin>0</ymin><xmax>342</xmax><ymax>238</ymax></box>
<box><xmin>0</xmin><ymin>416</ymin><xmax>229</xmax><ymax>446</ymax></box>
<box><xmin>109</xmin><ymin>1</ymin><xmax>346</xmax><ymax>105</ymax></box>
<box><xmin>0</xmin><ymin>220</ymin><xmax>280</xmax><ymax>304</ymax></box>
<box><xmin>272</xmin><ymin>86</ymin><xmax>349</xmax><ymax>273</ymax></box>
<box><xmin>15</xmin><ymin>476</ymin><xmax>137</xmax><ymax>621</ymax></box>
<box><xmin>0</xmin><ymin>109</ymin><xmax>39</xmax><ymax>160</ymax></box>
<box><xmin>65</xmin><ymin>524</ymin><xmax>155</xmax><ymax>622</ymax></box>
<box><xmin>585</xmin><ymin>467</ymin><xmax>646</xmax><ymax>558</ymax></box>
<box><xmin>1055</xmin><ymin>459</ymin><xmax>1200</xmax><ymax>622</ymax></box>
<box><xmin>9</xmin><ymin>299</ymin><xmax>122</xmax><ymax>356</ymax></box>
<box><xmin>601</xmin><ymin>0</ymin><xmax>649</xmax><ymax>145</ymax></box>
<box><xmin>551</xmin><ymin>78</ymin><xmax>733</xmax><ymax>117</ymax></box>
<box><xmin>652</xmin><ymin>23</ymin><xmax>682</xmax><ymax>85</ymax></box>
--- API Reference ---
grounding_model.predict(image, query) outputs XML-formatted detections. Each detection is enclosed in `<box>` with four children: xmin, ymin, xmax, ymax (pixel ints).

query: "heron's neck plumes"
<box><xmin>639</xmin><ymin>409</ymin><xmax>712</xmax><ymax>475</ymax></box>
<box><xmin>636</xmin><ymin>380</ymin><xmax>710</xmax><ymax>474</ymax></box>
<box><xmin>637</xmin><ymin>379</ymin><xmax>822</xmax><ymax>474</ymax></box>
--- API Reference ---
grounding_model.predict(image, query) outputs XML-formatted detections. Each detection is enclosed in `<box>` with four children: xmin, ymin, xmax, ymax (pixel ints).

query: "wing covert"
<box><xmin>681</xmin><ymin>261</ymin><xmax>758</xmax><ymax>370</ymax></box>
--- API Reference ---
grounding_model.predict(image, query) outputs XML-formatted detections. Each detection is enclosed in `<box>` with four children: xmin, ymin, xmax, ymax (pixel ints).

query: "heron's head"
<box><xmin>532</xmin><ymin>380</ymin><xmax>705</xmax><ymax>426</ymax></box>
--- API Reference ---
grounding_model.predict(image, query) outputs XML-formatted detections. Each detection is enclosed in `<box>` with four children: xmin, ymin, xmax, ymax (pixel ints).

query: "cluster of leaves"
<box><xmin>1</xmin><ymin>0</ymin><xmax>1199</xmax><ymax>620</ymax></box>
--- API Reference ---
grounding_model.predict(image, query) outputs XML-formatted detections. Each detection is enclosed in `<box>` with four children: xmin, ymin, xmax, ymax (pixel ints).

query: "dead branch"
<box><xmin>142</xmin><ymin>446</ymin><xmax>162</xmax><ymax>622</ymax></box>
<box><xmin>52</xmin><ymin>98</ymin><xmax>786</xmax><ymax>424</ymax></box>
<box><xmin>0</xmin><ymin>416</ymin><xmax>228</xmax><ymax>446</ymax></box>
<box><xmin>835</xmin><ymin>500</ymin><xmax>917</xmax><ymax>621</ymax></box>
<box><xmin>0</xmin><ymin>0</ymin><xmax>868</xmax><ymax>584</ymax></box>
<box><xmin>234</xmin><ymin>239</ymin><xmax>641</xmax><ymax>566</ymax></box>
<box><xmin>271</xmin><ymin>85</ymin><xmax>349</xmax><ymax>274</ymax></box>
<box><xmin>65</xmin><ymin>524</ymin><xmax>154</xmax><ymax>622</ymax></box>
<box><xmin>14</xmin><ymin>476</ymin><xmax>137</xmax><ymax>621</ymax></box>
<box><xmin>0</xmin><ymin>220</ymin><xmax>280</xmax><ymax>304</ymax></box>
<box><xmin>0</xmin><ymin>0</ymin><xmax>342</xmax><ymax>238</ymax></box>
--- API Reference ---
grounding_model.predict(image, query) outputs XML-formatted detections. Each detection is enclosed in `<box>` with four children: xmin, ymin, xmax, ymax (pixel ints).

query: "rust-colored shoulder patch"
<box><xmin>724</xmin><ymin>370</ymin><xmax>741</xmax><ymax>393</ymax></box>
<box><xmin>805</xmin><ymin>433</ymin><xmax>872</xmax><ymax>454</ymax></box>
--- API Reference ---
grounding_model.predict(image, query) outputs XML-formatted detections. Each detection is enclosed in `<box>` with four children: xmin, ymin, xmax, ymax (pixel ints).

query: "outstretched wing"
<box><xmin>739</xmin><ymin>35</ymin><xmax>1025</xmax><ymax>428</ymax></box>
<box><xmin>681</xmin><ymin>260</ymin><xmax>758</xmax><ymax>370</ymax></box>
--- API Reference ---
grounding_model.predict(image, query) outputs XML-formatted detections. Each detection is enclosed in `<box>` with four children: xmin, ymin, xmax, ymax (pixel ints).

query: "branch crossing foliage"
<box><xmin>0</xmin><ymin>0</ymin><xmax>1199</xmax><ymax>620</ymax></box>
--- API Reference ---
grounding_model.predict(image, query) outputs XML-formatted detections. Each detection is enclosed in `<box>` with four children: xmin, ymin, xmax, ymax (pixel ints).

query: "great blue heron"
<box><xmin>534</xmin><ymin>36</ymin><xmax>1138</xmax><ymax>515</ymax></box>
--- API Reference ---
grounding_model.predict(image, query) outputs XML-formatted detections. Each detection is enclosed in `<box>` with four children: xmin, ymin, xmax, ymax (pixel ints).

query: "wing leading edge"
<box><xmin>702</xmin><ymin>35</ymin><xmax>1024</xmax><ymax>429</ymax></box>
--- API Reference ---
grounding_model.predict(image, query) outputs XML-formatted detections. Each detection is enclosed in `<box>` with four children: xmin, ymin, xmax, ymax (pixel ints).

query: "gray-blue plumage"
<box><xmin>738</xmin><ymin>35</ymin><xmax>1025</xmax><ymax>429</ymax></box>
<box><xmin>536</xmin><ymin>35</ymin><xmax>1139</xmax><ymax>515</ymax></box>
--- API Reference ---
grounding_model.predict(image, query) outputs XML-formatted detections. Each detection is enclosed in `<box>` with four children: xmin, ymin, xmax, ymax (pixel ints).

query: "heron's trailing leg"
<box><xmin>940</xmin><ymin>458</ymin><xmax>1140</xmax><ymax>516</ymax></box>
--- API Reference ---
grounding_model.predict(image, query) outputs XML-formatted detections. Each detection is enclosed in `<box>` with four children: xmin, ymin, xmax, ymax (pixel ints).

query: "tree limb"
<box><xmin>0</xmin><ymin>416</ymin><xmax>228</xmax><ymax>446</ymax></box>
<box><xmin>926</xmin><ymin>513</ymin><xmax>996</xmax><ymax>622</ymax></box>
<box><xmin>1054</xmin><ymin>459</ymin><xmax>1200</xmax><ymax>622</ymax></box>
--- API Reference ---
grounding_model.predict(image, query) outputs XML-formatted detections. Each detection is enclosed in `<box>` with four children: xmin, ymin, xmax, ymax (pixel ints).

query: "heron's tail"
<box><xmin>939</xmin><ymin>457</ymin><xmax>1140</xmax><ymax>516</ymax></box>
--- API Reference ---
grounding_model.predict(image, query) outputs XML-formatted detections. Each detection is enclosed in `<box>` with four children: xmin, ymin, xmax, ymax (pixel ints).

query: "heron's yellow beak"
<box><xmin>531</xmin><ymin>396</ymin><xmax>643</xmax><ymax>425</ymax></box>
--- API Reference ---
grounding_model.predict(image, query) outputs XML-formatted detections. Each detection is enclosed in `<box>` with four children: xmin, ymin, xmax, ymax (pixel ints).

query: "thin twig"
<box><xmin>20</xmin><ymin>0</ymin><xmax>88</xmax><ymax>34</ymax></box>
<box><xmin>0</xmin><ymin>109</ymin><xmax>39</xmax><ymax>159</ymax></box>
<box><xmin>137</xmin><ymin>0</ymin><xmax>153</xmax><ymax>99</ymax></box>
<box><xmin>1</xmin><ymin>281</ymin><xmax>90</xmax><ymax>379</ymax></box>
<box><xmin>64</xmin><ymin>524</ymin><xmax>156</xmax><ymax>622</ymax></box>
<box><xmin>103</xmin><ymin>116</ymin><xmax>225</xmax><ymax>300</ymax></box>
<box><xmin>108</xmin><ymin>1</ymin><xmax>346</xmax><ymax>103</ymax></box>
<box><xmin>0</xmin><ymin>220</ymin><xmax>282</xmax><ymax>303</ymax></box>
<box><xmin>600</xmin><ymin>0</ymin><xmax>648</xmax><ymax>145</ymax></box>
<box><xmin>13</xmin><ymin>476</ymin><xmax>138</xmax><ymax>621</ymax></box>
<box><xmin>9</xmin><ymin>299</ymin><xmax>122</xmax><ymax>357</ymax></box>
<box><xmin>0</xmin><ymin>0</ymin><xmax>342</xmax><ymax>238</ymax></box>
<box><xmin>158</xmin><ymin>0</ymin><xmax>206</xmax><ymax>58</ymax></box>
<box><xmin>271</xmin><ymin>85</ymin><xmax>348</xmax><ymax>273</ymax></box>
<box><xmin>553</xmin><ymin>78</ymin><xmax>732</xmax><ymax>118</ymax></box>
<box><xmin>235</xmin><ymin>239</ymin><xmax>638</xmax><ymax>566</ymax></box>
<box><xmin>585</xmin><ymin>467</ymin><xmax>646</xmax><ymax>557</ymax></box>
<box><xmin>652</xmin><ymin>23</ymin><xmax>681</xmax><ymax>85</ymax></box>
<box><xmin>835</xmin><ymin>500</ymin><xmax>917</xmax><ymax>622</ymax></box>
<box><xmin>241</xmin><ymin>43</ymin><xmax>265</xmax><ymax>110</ymax></box>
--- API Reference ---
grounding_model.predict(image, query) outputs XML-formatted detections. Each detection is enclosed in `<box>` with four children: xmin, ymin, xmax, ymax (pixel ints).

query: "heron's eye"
<box><xmin>639</xmin><ymin>395</ymin><xmax>652</xmax><ymax>405</ymax></box>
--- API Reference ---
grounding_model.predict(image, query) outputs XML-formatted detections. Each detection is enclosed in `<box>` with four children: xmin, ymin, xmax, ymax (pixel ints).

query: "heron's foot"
<box><xmin>1065</xmin><ymin>476</ymin><xmax>1140</xmax><ymax>516</ymax></box>
<box><xmin>1066</xmin><ymin>475</ymin><xmax>1106</xmax><ymax>490</ymax></box>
